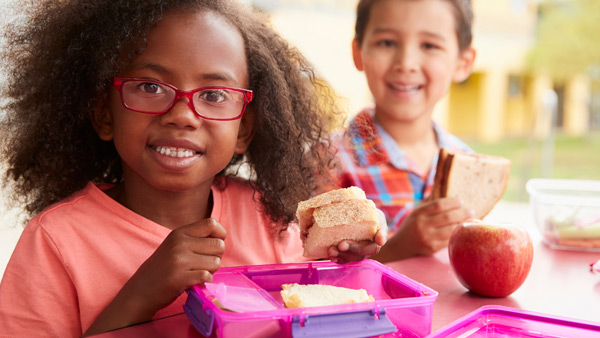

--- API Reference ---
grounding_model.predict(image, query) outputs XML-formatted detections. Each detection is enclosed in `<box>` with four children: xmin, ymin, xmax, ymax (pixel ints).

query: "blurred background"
<box><xmin>1</xmin><ymin>0</ymin><xmax>600</xmax><ymax>276</ymax></box>
<box><xmin>247</xmin><ymin>0</ymin><xmax>600</xmax><ymax>202</ymax></box>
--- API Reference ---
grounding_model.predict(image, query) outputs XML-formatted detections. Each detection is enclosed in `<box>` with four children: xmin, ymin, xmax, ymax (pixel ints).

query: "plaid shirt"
<box><xmin>332</xmin><ymin>108</ymin><xmax>472</xmax><ymax>232</ymax></box>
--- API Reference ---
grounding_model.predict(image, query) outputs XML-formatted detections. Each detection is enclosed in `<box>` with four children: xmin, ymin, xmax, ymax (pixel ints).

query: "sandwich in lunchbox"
<box><xmin>296</xmin><ymin>186</ymin><xmax>380</xmax><ymax>259</ymax></box>
<box><xmin>281</xmin><ymin>283</ymin><xmax>374</xmax><ymax>308</ymax></box>
<box><xmin>431</xmin><ymin>148</ymin><xmax>511</xmax><ymax>220</ymax></box>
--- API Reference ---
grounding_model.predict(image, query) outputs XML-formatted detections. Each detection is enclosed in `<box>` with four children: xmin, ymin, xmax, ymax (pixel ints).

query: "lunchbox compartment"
<box><xmin>427</xmin><ymin>305</ymin><xmax>600</xmax><ymax>337</ymax></box>
<box><xmin>184</xmin><ymin>259</ymin><xmax>438</xmax><ymax>338</ymax></box>
<box><xmin>526</xmin><ymin>178</ymin><xmax>600</xmax><ymax>251</ymax></box>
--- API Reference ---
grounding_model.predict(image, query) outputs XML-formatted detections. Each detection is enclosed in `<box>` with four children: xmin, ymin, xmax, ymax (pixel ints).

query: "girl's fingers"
<box><xmin>375</xmin><ymin>209</ymin><xmax>388</xmax><ymax>245</ymax></box>
<box><xmin>180</xmin><ymin>218</ymin><xmax>227</xmax><ymax>240</ymax></box>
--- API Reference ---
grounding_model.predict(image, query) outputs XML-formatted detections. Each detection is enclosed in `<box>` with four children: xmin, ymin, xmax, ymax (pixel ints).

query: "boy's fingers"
<box><xmin>421</xmin><ymin>197</ymin><xmax>463</xmax><ymax>214</ymax></box>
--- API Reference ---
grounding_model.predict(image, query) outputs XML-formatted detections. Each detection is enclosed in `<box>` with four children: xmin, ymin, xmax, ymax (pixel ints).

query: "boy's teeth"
<box><xmin>154</xmin><ymin>146</ymin><xmax>196</xmax><ymax>158</ymax></box>
<box><xmin>391</xmin><ymin>84</ymin><xmax>420</xmax><ymax>92</ymax></box>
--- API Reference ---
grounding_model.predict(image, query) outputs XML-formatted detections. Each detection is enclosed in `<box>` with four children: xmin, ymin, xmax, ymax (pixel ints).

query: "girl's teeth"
<box><xmin>154</xmin><ymin>146</ymin><xmax>196</xmax><ymax>158</ymax></box>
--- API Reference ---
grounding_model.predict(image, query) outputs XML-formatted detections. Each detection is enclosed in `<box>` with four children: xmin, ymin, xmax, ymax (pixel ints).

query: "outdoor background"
<box><xmin>1</xmin><ymin>0</ymin><xmax>599</xmax><ymax>277</ymax></box>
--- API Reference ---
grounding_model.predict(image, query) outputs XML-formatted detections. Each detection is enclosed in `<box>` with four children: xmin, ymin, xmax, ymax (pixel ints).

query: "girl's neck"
<box><xmin>106</xmin><ymin>178</ymin><xmax>214</xmax><ymax>230</ymax></box>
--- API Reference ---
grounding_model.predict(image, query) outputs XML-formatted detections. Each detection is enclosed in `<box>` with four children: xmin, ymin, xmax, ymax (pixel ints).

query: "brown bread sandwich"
<box><xmin>296</xmin><ymin>187</ymin><xmax>380</xmax><ymax>259</ymax></box>
<box><xmin>431</xmin><ymin>148</ymin><xmax>511</xmax><ymax>220</ymax></box>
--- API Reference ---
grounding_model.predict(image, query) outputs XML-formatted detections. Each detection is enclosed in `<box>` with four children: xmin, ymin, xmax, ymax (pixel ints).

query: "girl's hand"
<box><xmin>328</xmin><ymin>209</ymin><xmax>388</xmax><ymax>264</ymax></box>
<box><xmin>373</xmin><ymin>197</ymin><xmax>474</xmax><ymax>263</ymax></box>
<box><xmin>84</xmin><ymin>218</ymin><xmax>226</xmax><ymax>336</ymax></box>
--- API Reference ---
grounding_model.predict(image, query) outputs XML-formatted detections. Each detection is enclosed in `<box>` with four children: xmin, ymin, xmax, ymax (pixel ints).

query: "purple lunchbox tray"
<box><xmin>184</xmin><ymin>259</ymin><xmax>438</xmax><ymax>338</ymax></box>
<box><xmin>427</xmin><ymin>305</ymin><xmax>600</xmax><ymax>337</ymax></box>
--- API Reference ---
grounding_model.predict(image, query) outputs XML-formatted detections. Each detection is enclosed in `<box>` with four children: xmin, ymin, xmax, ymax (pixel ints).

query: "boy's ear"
<box><xmin>234</xmin><ymin>106</ymin><xmax>256</xmax><ymax>154</ymax></box>
<box><xmin>453</xmin><ymin>46</ymin><xmax>477</xmax><ymax>83</ymax></box>
<box><xmin>91</xmin><ymin>99</ymin><xmax>114</xmax><ymax>141</ymax></box>
<box><xmin>351</xmin><ymin>39</ymin><xmax>364</xmax><ymax>71</ymax></box>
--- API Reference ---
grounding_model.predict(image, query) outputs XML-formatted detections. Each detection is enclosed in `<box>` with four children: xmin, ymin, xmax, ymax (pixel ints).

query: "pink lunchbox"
<box><xmin>183</xmin><ymin>259</ymin><xmax>438</xmax><ymax>338</ymax></box>
<box><xmin>427</xmin><ymin>305</ymin><xmax>600</xmax><ymax>337</ymax></box>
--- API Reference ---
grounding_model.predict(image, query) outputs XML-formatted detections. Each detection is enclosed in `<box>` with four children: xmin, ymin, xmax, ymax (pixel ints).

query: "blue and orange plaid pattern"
<box><xmin>332</xmin><ymin>108</ymin><xmax>472</xmax><ymax>233</ymax></box>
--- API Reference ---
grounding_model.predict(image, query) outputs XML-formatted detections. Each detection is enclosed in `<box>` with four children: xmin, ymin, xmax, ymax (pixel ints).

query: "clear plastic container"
<box><xmin>427</xmin><ymin>305</ymin><xmax>600</xmax><ymax>337</ymax></box>
<box><xmin>526</xmin><ymin>178</ymin><xmax>600</xmax><ymax>251</ymax></box>
<box><xmin>183</xmin><ymin>259</ymin><xmax>438</xmax><ymax>338</ymax></box>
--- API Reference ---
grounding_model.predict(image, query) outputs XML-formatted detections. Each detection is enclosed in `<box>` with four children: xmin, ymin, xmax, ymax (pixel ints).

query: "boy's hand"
<box><xmin>84</xmin><ymin>218</ymin><xmax>226</xmax><ymax>336</ymax></box>
<box><xmin>373</xmin><ymin>197</ymin><xmax>474</xmax><ymax>263</ymax></box>
<box><xmin>328</xmin><ymin>209</ymin><xmax>388</xmax><ymax>264</ymax></box>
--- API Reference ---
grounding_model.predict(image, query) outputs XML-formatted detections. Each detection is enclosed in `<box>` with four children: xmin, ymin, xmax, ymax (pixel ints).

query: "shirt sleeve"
<box><xmin>0</xmin><ymin>220</ymin><xmax>82</xmax><ymax>337</ymax></box>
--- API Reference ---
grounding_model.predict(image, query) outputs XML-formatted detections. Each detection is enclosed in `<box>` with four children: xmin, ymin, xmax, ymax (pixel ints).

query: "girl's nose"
<box><xmin>159</xmin><ymin>97</ymin><xmax>202</xmax><ymax>129</ymax></box>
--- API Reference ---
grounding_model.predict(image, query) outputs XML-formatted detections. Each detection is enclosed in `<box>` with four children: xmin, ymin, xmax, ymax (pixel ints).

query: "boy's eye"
<box><xmin>423</xmin><ymin>42</ymin><xmax>440</xmax><ymax>50</ymax></box>
<box><xmin>376</xmin><ymin>39</ymin><xmax>396</xmax><ymax>48</ymax></box>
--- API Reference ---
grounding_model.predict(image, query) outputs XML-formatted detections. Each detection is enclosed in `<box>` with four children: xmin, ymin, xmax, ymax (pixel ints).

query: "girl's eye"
<box><xmin>139</xmin><ymin>82</ymin><xmax>164</xmax><ymax>94</ymax></box>
<box><xmin>199</xmin><ymin>89</ymin><xmax>229</xmax><ymax>104</ymax></box>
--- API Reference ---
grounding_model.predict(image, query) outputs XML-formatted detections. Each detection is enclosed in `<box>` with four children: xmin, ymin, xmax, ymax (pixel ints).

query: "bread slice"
<box><xmin>281</xmin><ymin>283</ymin><xmax>374</xmax><ymax>308</ymax></box>
<box><xmin>432</xmin><ymin>148</ymin><xmax>510</xmax><ymax>220</ymax></box>
<box><xmin>296</xmin><ymin>187</ymin><xmax>380</xmax><ymax>259</ymax></box>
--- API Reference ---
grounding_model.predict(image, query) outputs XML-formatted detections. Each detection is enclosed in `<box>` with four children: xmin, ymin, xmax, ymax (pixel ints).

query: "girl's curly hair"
<box><xmin>0</xmin><ymin>0</ymin><xmax>341</xmax><ymax>228</ymax></box>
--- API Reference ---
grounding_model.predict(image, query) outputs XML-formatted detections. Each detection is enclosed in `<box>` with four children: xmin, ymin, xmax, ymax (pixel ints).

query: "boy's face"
<box><xmin>95</xmin><ymin>10</ymin><xmax>254</xmax><ymax>194</ymax></box>
<box><xmin>352</xmin><ymin>0</ymin><xmax>475</xmax><ymax>124</ymax></box>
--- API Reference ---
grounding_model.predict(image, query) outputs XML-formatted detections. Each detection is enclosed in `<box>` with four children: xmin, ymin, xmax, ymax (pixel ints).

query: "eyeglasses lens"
<box><xmin>121</xmin><ymin>80</ymin><xmax>246</xmax><ymax>120</ymax></box>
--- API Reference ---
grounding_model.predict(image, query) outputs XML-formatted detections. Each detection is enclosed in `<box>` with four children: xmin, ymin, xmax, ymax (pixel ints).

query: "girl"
<box><xmin>331</xmin><ymin>0</ymin><xmax>477</xmax><ymax>262</ymax></box>
<box><xmin>0</xmin><ymin>0</ymin><xmax>385</xmax><ymax>336</ymax></box>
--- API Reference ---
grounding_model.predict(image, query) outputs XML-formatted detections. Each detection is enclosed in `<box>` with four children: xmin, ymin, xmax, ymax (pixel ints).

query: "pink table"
<box><xmin>94</xmin><ymin>241</ymin><xmax>600</xmax><ymax>337</ymax></box>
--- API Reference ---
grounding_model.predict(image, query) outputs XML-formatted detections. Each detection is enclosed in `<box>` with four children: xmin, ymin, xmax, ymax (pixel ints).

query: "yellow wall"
<box><xmin>448</xmin><ymin>74</ymin><xmax>481</xmax><ymax>138</ymax></box>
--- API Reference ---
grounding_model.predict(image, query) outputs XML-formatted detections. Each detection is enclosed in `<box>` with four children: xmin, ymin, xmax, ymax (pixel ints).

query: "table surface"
<box><xmin>94</xmin><ymin>204</ymin><xmax>600</xmax><ymax>337</ymax></box>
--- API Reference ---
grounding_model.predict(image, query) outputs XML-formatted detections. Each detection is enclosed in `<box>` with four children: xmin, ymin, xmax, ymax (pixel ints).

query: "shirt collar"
<box><xmin>348</xmin><ymin>107</ymin><xmax>455</xmax><ymax>169</ymax></box>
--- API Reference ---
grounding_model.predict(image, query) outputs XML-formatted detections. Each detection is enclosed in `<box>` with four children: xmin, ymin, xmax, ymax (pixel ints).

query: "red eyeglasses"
<box><xmin>113</xmin><ymin>77</ymin><xmax>254</xmax><ymax>121</ymax></box>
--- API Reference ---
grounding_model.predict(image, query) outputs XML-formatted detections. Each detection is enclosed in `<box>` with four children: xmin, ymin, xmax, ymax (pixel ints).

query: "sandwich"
<box><xmin>296</xmin><ymin>186</ymin><xmax>380</xmax><ymax>259</ymax></box>
<box><xmin>431</xmin><ymin>148</ymin><xmax>511</xmax><ymax>220</ymax></box>
<box><xmin>281</xmin><ymin>283</ymin><xmax>374</xmax><ymax>308</ymax></box>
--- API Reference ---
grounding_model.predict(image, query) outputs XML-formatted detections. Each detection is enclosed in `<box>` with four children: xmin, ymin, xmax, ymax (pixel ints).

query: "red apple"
<box><xmin>448</xmin><ymin>221</ymin><xmax>534</xmax><ymax>297</ymax></box>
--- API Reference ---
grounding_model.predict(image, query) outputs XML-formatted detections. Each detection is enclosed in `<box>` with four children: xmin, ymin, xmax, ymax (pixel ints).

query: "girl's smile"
<box><xmin>149</xmin><ymin>139</ymin><xmax>204</xmax><ymax>171</ymax></box>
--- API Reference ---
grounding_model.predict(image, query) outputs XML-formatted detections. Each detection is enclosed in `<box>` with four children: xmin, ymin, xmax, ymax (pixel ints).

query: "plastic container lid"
<box><xmin>427</xmin><ymin>305</ymin><xmax>600</xmax><ymax>337</ymax></box>
<box><xmin>526</xmin><ymin>178</ymin><xmax>600</xmax><ymax>206</ymax></box>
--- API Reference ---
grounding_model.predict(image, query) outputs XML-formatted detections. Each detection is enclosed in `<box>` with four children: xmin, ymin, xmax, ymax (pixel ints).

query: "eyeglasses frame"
<box><xmin>112</xmin><ymin>77</ymin><xmax>254</xmax><ymax>121</ymax></box>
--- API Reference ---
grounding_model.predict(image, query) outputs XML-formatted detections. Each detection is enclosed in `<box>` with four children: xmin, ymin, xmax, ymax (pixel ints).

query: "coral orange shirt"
<box><xmin>0</xmin><ymin>178</ymin><xmax>305</xmax><ymax>337</ymax></box>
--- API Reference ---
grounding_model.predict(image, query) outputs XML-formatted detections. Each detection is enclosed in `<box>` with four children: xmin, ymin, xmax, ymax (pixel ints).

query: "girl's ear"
<box><xmin>453</xmin><ymin>46</ymin><xmax>477</xmax><ymax>83</ymax></box>
<box><xmin>234</xmin><ymin>106</ymin><xmax>256</xmax><ymax>154</ymax></box>
<box><xmin>91</xmin><ymin>99</ymin><xmax>114</xmax><ymax>141</ymax></box>
<box><xmin>351</xmin><ymin>39</ymin><xmax>364</xmax><ymax>71</ymax></box>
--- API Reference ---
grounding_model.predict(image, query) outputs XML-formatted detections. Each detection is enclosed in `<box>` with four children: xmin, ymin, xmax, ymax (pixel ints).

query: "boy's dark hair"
<box><xmin>354</xmin><ymin>0</ymin><xmax>473</xmax><ymax>52</ymax></box>
<box><xmin>0</xmin><ymin>0</ymin><xmax>341</xmax><ymax>227</ymax></box>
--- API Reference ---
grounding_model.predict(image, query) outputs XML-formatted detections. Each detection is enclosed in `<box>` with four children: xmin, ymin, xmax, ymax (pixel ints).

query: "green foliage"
<box><xmin>527</xmin><ymin>0</ymin><xmax>600</xmax><ymax>79</ymax></box>
<box><xmin>468</xmin><ymin>132</ymin><xmax>600</xmax><ymax>202</ymax></box>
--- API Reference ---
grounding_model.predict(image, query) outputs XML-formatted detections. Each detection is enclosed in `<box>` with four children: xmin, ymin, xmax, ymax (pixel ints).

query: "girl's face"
<box><xmin>96</xmin><ymin>10</ymin><xmax>253</xmax><ymax>193</ymax></box>
<box><xmin>352</xmin><ymin>0</ymin><xmax>475</xmax><ymax>125</ymax></box>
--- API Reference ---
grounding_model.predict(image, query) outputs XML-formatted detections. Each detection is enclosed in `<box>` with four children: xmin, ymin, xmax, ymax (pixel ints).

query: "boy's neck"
<box><xmin>374</xmin><ymin>112</ymin><xmax>439</xmax><ymax>175</ymax></box>
<box><xmin>374</xmin><ymin>112</ymin><xmax>436</xmax><ymax>148</ymax></box>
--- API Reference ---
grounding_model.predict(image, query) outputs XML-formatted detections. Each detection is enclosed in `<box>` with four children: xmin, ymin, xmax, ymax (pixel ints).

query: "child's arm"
<box><xmin>371</xmin><ymin>198</ymin><xmax>474</xmax><ymax>263</ymax></box>
<box><xmin>83</xmin><ymin>218</ymin><xmax>226</xmax><ymax>336</ymax></box>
